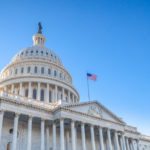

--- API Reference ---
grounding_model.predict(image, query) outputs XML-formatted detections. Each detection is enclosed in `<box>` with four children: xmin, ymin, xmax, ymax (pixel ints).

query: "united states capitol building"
<box><xmin>0</xmin><ymin>25</ymin><xmax>150</xmax><ymax>150</ymax></box>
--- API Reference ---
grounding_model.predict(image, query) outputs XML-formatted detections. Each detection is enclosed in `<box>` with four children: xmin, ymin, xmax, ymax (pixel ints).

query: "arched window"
<box><xmin>40</xmin><ymin>89</ymin><xmax>44</xmax><ymax>101</ymax></box>
<box><xmin>21</xmin><ymin>67</ymin><xmax>24</xmax><ymax>74</ymax></box>
<box><xmin>34</xmin><ymin>66</ymin><xmax>38</xmax><ymax>73</ymax></box>
<box><xmin>49</xmin><ymin>91</ymin><xmax>52</xmax><ymax>102</ymax></box>
<box><xmin>27</xmin><ymin>67</ymin><xmax>31</xmax><ymax>73</ymax></box>
<box><xmin>25</xmin><ymin>89</ymin><xmax>28</xmax><ymax>97</ymax></box>
<box><xmin>15</xmin><ymin>69</ymin><xmax>18</xmax><ymax>74</ymax></box>
<box><xmin>41</xmin><ymin>67</ymin><xmax>44</xmax><ymax>74</ymax></box>
<box><xmin>60</xmin><ymin>73</ymin><xmax>62</xmax><ymax>79</ymax></box>
<box><xmin>54</xmin><ymin>70</ymin><xmax>57</xmax><ymax>77</ymax></box>
<box><xmin>48</xmin><ymin>69</ymin><xmax>51</xmax><ymax>75</ymax></box>
<box><xmin>32</xmin><ymin>89</ymin><xmax>37</xmax><ymax>99</ymax></box>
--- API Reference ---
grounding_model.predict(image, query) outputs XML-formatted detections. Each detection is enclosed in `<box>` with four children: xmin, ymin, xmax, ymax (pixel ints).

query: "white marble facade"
<box><xmin>0</xmin><ymin>26</ymin><xmax>150</xmax><ymax>150</ymax></box>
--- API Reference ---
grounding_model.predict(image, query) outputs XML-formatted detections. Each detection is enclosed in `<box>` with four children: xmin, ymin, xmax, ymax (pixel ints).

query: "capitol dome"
<box><xmin>0</xmin><ymin>25</ymin><xmax>79</xmax><ymax>105</ymax></box>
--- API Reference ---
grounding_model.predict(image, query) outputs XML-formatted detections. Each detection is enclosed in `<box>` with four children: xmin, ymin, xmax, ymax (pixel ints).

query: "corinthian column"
<box><xmin>27</xmin><ymin>116</ymin><xmax>32</xmax><ymax>150</ymax></box>
<box><xmin>122</xmin><ymin>134</ymin><xmax>127</xmax><ymax>150</ymax></box>
<box><xmin>53</xmin><ymin>122</ymin><xmax>56</xmax><ymax>150</ymax></box>
<box><xmin>71</xmin><ymin>120</ymin><xmax>76</xmax><ymax>150</ymax></box>
<box><xmin>99</xmin><ymin>127</ymin><xmax>104</xmax><ymax>150</ymax></box>
<box><xmin>41</xmin><ymin>119</ymin><xmax>45</xmax><ymax>150</ymax></box>
<box><xmin>0</xmin><ymin>110</ymin><xmax>4</xmax><ymax>146</ymax></box>
<box><xmin>126</xmin><ymin>137</ymin><xmax>130</xmax><ymax>150</ymax></box>
<box><xmin>12</xmin><ymin>113</ymin><xmax>19</xmax><ymax>150</ymax></box>
<box><xmin>90</xmin><ymin>125</ymin><xmax>96</xmax><ymax>150</ymax></box>
<box><xmin>81</xmin><ymin>123</ymin><xmax>86</xmax><ymax>150</ymax></box>
<box><xmin>60</xmin><ymin>118</ymin><xmax>65</xmax><ymax>150</ymax></box>
<box><xmin>114</xmin><ymin>131</ymin><xmax>120</xmax><ymax>150</ymax></box>
<box><xmin>107</xmin><ymin>128</ymin><xmax>113</xmax><ymax>150</ymax></box>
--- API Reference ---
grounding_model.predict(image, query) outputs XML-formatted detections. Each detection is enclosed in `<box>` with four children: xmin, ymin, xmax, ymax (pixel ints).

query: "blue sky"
<box><xmin>0</xmin><ymin>0</ymin><xmax>150</xmax><ymax>135</ymax></box>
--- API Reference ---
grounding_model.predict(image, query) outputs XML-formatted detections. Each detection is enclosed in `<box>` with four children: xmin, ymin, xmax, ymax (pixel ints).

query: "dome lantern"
<box><xmin>32</xmin><ymin>22</ymin><xmax>46</xmax><ymax>47</ymax></box>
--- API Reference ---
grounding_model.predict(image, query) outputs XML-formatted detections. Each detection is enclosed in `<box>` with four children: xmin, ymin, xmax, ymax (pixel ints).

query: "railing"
<box><xmin>0</xmin><ymin>91</ymin><xmax>61</xmax><ymax>111</ymax></box>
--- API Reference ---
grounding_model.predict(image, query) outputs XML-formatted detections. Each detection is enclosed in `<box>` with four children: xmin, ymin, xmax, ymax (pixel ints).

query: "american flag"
<box><xmin>87</xmin><ymin>73</ymin><xmax>97</xmax><ymax>81</ymax></box>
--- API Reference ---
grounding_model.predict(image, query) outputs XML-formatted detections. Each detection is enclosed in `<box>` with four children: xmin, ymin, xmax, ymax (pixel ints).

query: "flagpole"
<box><xmin>87</xmin><ymin>76</ymin><xmax>91</xmax><ymax>101</ymax></box>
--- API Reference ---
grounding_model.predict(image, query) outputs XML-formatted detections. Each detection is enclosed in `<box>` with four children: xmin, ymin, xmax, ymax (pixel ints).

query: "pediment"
<box><xmin>64</xmin><ymin>101</ymin><xmax>125</xmax><ymax>124</ymax></box>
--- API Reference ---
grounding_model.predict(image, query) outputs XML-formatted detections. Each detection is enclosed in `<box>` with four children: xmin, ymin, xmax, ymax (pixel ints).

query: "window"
<box><xmin>40</xmin><ymin>89</ymin><xmax>44</xmax><ymax>101</ymax></box>
<box><xmin>41</xmin><ymin>67</ymin><xmax>44</xmax><ymax>74</ymax></box>
<box><xmin>48</xmin><ymin>69</ymin><xmax>51</xmax><ymax>75</ymax></box>
<box><xmin>60</xmin><ymin>73</ymin><xmax>62</xmax><ymax>79</ymax></box>
<box><xmin>25</xmin><ymin>89</ymin><xmax>28</xmax><ymax>97</ymax></box>
<box><xmin>15</xmin><ymin>69</ymin><xmax>18</xmax><ymax>74</ymax></box>
<box><xmin>41</xmin><ymin>51</ymin><xmax>43</xmax><ymax>55</ymax></box>
<box><xmin>21</xmin><ymin>67</ymin><xmax>24</xmax><ymax>74</ymax></box>
<box><xmin>49</xmin><ymin>91</ymin><xmax>52</xmax><ymax>102</ymax></box>
<box><xmin>34</xmin><ymin>66</ymin><xmax>38</xmax><ymax>73</ymax></box>
<box><xmin>32</xmin><ymin>89</ymin><xmax>37</xmax><ymax>99</ymax></box>
<box><xmin>27</xmin><ymin>67</ymin><xmax>31</xmax><ymax>73</ymax></box>
<box><xmin>54</xmin><ymin>70</ymin><xmax>57</xmax><ymax>77</ymax></box>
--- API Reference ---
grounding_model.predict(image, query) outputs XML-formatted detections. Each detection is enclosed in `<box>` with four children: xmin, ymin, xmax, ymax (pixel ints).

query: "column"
<box><xmin>126</xmin><ymin>137</ymin><xmax>130</xmax><ymax>150</ymax></box>
<box><xmin>62</xmin><ymin>88</ymin><xmax>65</xmax><ymax>101</ymax></box>
<box><xmin>107</xmin><ymin>128</ymin><xmax>113</xmax><ymax>150</ymax></box>
<box><xmin>19</xmin><ymin>83</ymin><xmax>23</xmax><ymax>96</ymax></box>
<box><xmin>136</xmin><ymin>139</ymin><xmax>140</xmax><ymax>150</ymax></box>
<box><xmin>37</xmin><ymin>82</ymin><xmax>41</xmax><ymax>101</ymax></box>
<box><xmin>52</xmin><ymin>89</ymin><xmax>55</xmax><ymax>103</ymax></box>
<box><xmin>73</xmin><ymin>95</ymin><xmax>75</xmax><ymax>103</ymax></box>
<box><xmin>66</xmin><ymin>130</ymin><xmax>70</xmax><ymax>150</ymax></box>
<box><xmin>114</xmin><ymin>131</ymin><xmax>120</xmax><ymax>150</ymax></box>
<box><xmin>41</xmin><ymin>119</ymin><xmax>45</xmax><ymax>150</ymax></box>
<box><xmin>71</xmin><ymin>120</ymin><xmax>76</xmax><ymax>150</ymax></box>
<box><xmin>90</xmin><ymin>125</ymin><xmax>96</xmax><ymax>150</ymax></box>
<box><xmin>53</xmin><ymin>122</ymin><xmax>56</xmax><ymax>150</ymax></box>
<box><xmin>74</xmin><ymin>124</ymin><xmax>77</xmax><ymax>147</ymax></box>
<box><xmin>99</xmin><ymin>127</ymin><xmax>104</xmax><ymax>150</ymax></box>
<box><xmin>68</xmin><ymin>91</ymin><xmax>70</xmax><ymax>103</ymax></box>
<box><xmin>27</xmin><ymin>116</ymin><xmax>32</xmax><ymax>150</ymax></box>
<box><xmin>81</xmin><ymin>123</ymin><xmax>86</xmax><ymax>150</ymax></box>
<box><xmin>122</xmin><ymin>134</ymin><xmax>127</xmax><ymax>150</ymax></box>
<box><xmin>12</xmin><ymin>113</ymin><xmax>19</xmax><ymax>150</ymax></box>
<box><xmin>46</xmin><ymin>126</ymin><xmax>50</xmax><ymax>150</ymax></box>
<box><xmin>55</xmin><ymin>85</ymin><xmax>58</xmax><ymax>102</ymax></box>
<box><xmin>60</xmin><ymin>119</ymin><xmax>65</xmax><ymax>150</ymax></box>
<box><xmin>131</xmin><ymin>139</ymin><xmax>135</xmax><ymax>150</ymax></box>
<box><xmin>46</xmin><ymin>83</ymin><xmax>49</xmax><ymax>103</ymax></box>
<box><xmin>0</xmin><ymin>110</ymin><xmax>4</xmax><ymax>146</ymax></box>
<box><xmin>11</xmin><ymin>84</ymin><xmax>14</xmax><ymax>94</ymax></box>
<box><xmin>28</xmin><ymin>82</ymin><xmax>32</xmax><ymax>99</ymax></box>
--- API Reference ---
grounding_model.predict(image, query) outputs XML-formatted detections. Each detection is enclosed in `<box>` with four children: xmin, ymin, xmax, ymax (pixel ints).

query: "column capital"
<box><xmin>41</xmin><ymin>118</ymin><xmax>45</xmax><ymax>122</ymax></box>
<box><xmin>14</xmin><ymin>113</ymin><xmax>20</xmax><ymax>117</ymax></box>
<box><xmin>0</xmin><ymin>109</ymin><xmax>4</xmax><ymax>114</ymax></box>
<box><xmin>60</xmin><ymin>118</ymin><xmax>64</xmax><ymax>121</ymax></box>
<box><xmin>71</xmin><ymin>119</ymin><xmax>76</xmax><ymax>123</ymax></box>
<box><xmin>81</xmin><ymin>122</ymin><xmax>85</xmax><ymax>126</ymax></box>
<box><xmin>28</xmin><ymin>115</ymin><xmax>33</xmax><ymax>119</ymax></box>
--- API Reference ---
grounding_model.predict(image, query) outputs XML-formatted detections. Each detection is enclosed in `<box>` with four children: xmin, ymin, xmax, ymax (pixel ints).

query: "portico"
<box><xmin>0</xmin><ymin>94</ymin><xmax>140</xmax><ymax>150</ymax></box>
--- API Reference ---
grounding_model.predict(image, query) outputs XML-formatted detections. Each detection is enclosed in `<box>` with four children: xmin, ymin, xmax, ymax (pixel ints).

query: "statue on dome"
<box><xmin>38</xmin><ymin>22</ymin><xmax>42</xmax><ymax>34</ymax></box>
